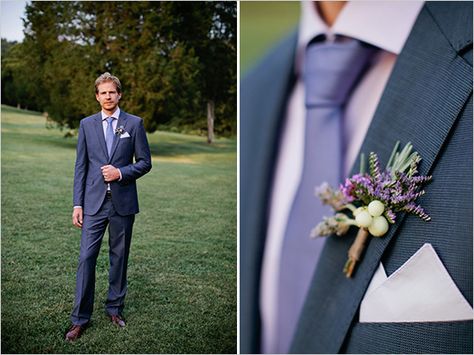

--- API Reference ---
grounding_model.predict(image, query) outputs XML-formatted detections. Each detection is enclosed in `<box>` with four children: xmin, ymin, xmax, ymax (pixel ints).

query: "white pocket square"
<box><xmin>360</xmin><ymin>243</ymin><xmax>473</xmax><ymax>323</ymax></box>
<box><xmin>120</xmin><ymin>132</ymin><xmax>130</xmax><ymax>138</ymax></box>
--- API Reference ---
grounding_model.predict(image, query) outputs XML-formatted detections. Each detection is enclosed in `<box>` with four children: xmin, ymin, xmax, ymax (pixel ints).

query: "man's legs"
<box><xmin>70</xmin><ymin>201</ymin><xmax>110</xmax><ymax>325</ymax></box>
<box><xmin>105</xmin><ymin>206</ymin><xmax>134</xmax><ymax>316</ymax></box>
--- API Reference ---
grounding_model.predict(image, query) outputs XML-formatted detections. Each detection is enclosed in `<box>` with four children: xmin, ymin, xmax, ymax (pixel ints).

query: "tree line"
<box><xmin>1</xmin><ymin>1</ymin><xmax>236</xmax><ymax>142</ymax></box>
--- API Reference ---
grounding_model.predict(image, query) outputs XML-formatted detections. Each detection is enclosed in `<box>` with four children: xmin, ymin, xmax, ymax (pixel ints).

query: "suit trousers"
<box><xmin>71</xmin><ymin>195</ymin><xmax>135</xmax><ymax>325</ymax></box>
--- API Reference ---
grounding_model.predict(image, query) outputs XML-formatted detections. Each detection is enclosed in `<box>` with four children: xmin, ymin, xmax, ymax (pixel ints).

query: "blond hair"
<box><xmin>94</xmin><ymin>72</ymin><xmax>122</xmax><ymax>93</ymax></box>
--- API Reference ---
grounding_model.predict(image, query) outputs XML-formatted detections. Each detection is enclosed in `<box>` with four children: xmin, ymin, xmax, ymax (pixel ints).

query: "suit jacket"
<box><xmin>73</xmin><ymin>110</ymin><xmax>152</xmax><ymax>216</ymax></box>
<box><xmin>241</xmin><ymin>2</ymin><xmax>473</xmax><ymax>353</ymax></box>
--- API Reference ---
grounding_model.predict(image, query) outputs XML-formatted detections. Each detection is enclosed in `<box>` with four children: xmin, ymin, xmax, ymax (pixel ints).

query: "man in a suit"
<box><xmin>241</xmin><ymin>1</ymin><xmax>472</xmax><ymax>353</ymax></box>
<box><xmin>65</xmin><ymin>72</ymin><xmax>152</xmax><ymax>341</ymax></box>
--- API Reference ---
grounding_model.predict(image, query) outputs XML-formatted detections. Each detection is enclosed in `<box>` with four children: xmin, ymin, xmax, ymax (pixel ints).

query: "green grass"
<box><xmin>240</xmin><ymin>1</ymin><xmax>300</xmax><ymax>75</ymax></box>
<box><xmin>1</xmin><ymin>105</ymin><xmax>237</xmax><ymax>354</ymax></box>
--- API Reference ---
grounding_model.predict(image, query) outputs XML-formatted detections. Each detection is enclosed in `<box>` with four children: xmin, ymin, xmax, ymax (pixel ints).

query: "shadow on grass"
<box><xmin>40</xmin><ymin>136</ymin><xmax>79</xmax><ymax>151</ymax></box>
<box><xmin>24</xmin><ymin>135</ymin><xmax>236</xmax><ymax>158</ymax></box>
<box><xmin>3</xmin><ymin>131</ymin><xmax>79</xmax><ymax>151</ymax></box>
<box><xmin>3</xmin><ymin>103</ymin><xmax>236</xmax><ymax>159</ymax></box>
<box><xmin>14</xmin><ymin>131</ymin><xmax>236</xmax><ymax>158</ymax></box>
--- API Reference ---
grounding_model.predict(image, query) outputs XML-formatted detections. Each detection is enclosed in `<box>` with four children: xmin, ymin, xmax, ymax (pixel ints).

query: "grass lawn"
<box><xmin>1</xmin><ymin>105</ymin><xmax>237</xmax><ymax>354</ymax></box>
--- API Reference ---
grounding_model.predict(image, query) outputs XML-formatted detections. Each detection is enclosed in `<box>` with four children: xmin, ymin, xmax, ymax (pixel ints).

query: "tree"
<box><xmin>2</xmin><ymin>1</ymin><xmax>236</xmax><ymax>139</ymax></box>
<box><xmin>161</xmin><ymin>2</ymin><xmax>237</xmax><ymax>142</ymax></box>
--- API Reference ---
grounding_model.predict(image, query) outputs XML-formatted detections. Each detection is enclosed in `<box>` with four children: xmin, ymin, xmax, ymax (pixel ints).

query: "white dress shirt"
<box><xmin>260</xmin><ymin>1</ymin><xmax>424</xmax><ymax>353</ymax></box>
<box><xmin>101</xmin><ymin>107</ymin><xmax>120</xmax><ymax>137</ymax></box>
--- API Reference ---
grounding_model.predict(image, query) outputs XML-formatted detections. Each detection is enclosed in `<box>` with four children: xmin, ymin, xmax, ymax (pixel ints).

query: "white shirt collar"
<box><xmin>296</xmin><ymin>1</ymin><xmax>424</xmax><ymax>73</ymax></box>
<box><xmin>101</xmin><ymin>107</ymin><xmax>121</xmax><ymax>120</ymax></box>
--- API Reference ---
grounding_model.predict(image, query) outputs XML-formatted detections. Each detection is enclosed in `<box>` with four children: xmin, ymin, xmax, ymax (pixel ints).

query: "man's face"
<box><xmin>95</xmin><ymin>81</ymin><xmax>121</xmax><ymax>112</ymax></box>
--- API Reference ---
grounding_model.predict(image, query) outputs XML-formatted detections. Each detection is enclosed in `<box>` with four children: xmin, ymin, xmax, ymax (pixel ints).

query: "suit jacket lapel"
<box><xmin>240</xmin><ymin>31</ymin><xmax>298</xmax><ymax>353</ymax></box>
<box><xmin>291</xmin><ymin>3</ymin><xmax>472</xmax><ymax>353</ymax></box>
<box><xmin>108</xmin><ymin>110</ymin><xmax>127</xmax><ymax>162</ymax></box>
<box><xmin>93</xmin><ymin>113</ymin><xmax>109</xmax><ymax>160</ymax></box>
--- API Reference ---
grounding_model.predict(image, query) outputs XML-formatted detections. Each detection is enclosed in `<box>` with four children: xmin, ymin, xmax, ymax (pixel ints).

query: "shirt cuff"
<box><xmin>73</xmin><ymin>206</ymin><xmax>82</xmax><ymax>209</ymax></box>
<box><xmin>118</xmin><ymin>168</ymin><xmax>122</xmax><ymax>181</ymax></box>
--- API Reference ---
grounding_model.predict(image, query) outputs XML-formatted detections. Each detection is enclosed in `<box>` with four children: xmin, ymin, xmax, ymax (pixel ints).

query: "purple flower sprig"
<box><xmin>311</xmin><ymin>141</ymin><xmax>432</xmax><ymax>278</ymax></box>
<box><xmin>340</xmin><ymin>142</ymin><xmax>431</xmax><ymax>224</ymax></box>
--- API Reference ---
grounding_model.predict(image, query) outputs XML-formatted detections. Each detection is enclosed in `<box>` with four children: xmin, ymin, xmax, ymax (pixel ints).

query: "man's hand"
<box><xmin>72</xmin><ymin>208</ymin><xmax>83</xmax><ymax>228</ymax></box>
<box><xmin>101</xmin><ymin>165</ymin><xmax>120</xmax><ymax>182</ymax></box>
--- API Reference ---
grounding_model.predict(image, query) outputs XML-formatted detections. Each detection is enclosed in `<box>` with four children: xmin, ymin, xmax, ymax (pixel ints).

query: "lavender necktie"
<box><xmin>276</xmin><ymin>38</ymin><xmax>377</xmax><ymax>353</ymax></box>
<box><xmin>106</xmin><ymin>117</ymin><xmax>115</xmax><ymax>157</ymax></box>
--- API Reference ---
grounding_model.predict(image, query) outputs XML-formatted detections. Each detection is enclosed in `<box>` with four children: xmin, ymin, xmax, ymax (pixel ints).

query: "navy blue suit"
<box><xmin>241</xmin><ymin>2</ymin><xmax>472</xmax><ymax>353</ymax></box>
<box><xmin>71</xmin><ymin>110</ymin><xmax>151</xmax><ymax>325</ymax></box>
<box><xmin>73</xmin><ymin>110</ymin><xmax>151</xmax><ymax>216</ymax></box>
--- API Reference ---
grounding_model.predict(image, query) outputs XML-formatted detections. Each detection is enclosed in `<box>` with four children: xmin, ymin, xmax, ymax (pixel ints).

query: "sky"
<box><xmin>1</xmin><ymin>0</ymin><xmax>29</xmax><ymax>42</ymax></box>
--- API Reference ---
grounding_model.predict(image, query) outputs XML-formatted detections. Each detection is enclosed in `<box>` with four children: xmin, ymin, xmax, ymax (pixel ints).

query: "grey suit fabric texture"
<box><xmin>71</xmin><ymin>110</ymin><xmax>151</xmax><ymax>325</ymax></box>
<box><xmin>240</xmin><ymin>2</ymin><xmax>473</xmax><ymax>354</ymax></box>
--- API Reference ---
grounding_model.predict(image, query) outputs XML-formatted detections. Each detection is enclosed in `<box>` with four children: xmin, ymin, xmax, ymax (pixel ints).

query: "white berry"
<box><xmin>368</xmin><ymin>216</ymin><xmax>389</xmax><ymax>237</ymax></box>
<box><xmin>368</xmin><ymin>200</ymin><xmax>385</xmax><ymax>217</ymax></box>
<box><xmin>353</xmin><ymin>207</ymin><xmax>365</xmax><ymax>216</ymax></box>
<box><xmin>355</xmin><ymin>209</ymin><xmax>373</xmax><ymax>228</ymax></box>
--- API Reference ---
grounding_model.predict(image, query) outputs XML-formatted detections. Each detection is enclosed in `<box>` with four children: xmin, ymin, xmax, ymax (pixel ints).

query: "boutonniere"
<box><xmin>311</xmin><ymin>141</ymin><xmax>432</xmax><ymax>278</ymax></box>
<box><xmin>115</xmin><ymin>125</ymin><xmax>125</xmax><ymax>135</ymax></box>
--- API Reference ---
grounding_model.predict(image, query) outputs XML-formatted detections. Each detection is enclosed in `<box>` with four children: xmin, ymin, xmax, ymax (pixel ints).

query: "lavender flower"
<box><xmin>311</xmin><ymin>141</ymin><xmax>432</xmax><ymax>277</ymax></box>
<box><xmin>369</xmin><ymin>152</ymin><xmax>382</xmax><ymax>183</ymax></box>
<box><xmin>313</xmin><ymin>142</ymin><xmax>431</xmax><ymax>236</ymax></box>
<box><xmin>402</xmin><ymin>203</ymin><xmax>431</xmax><ymax>221</ymax></box>
<box><xmin>339</xmin><ymin>145</ymin><xmax>431</xmax><ymax>223</ymax></box>
<box><xmin>340</xmin><ymin>178</ymin><xmax>356</xmax><ymax>203</ymax></box>
<box><xmin>384</xmin><ymin>208</ymin><xmax>397</xmax><ymax>223</ymax></box>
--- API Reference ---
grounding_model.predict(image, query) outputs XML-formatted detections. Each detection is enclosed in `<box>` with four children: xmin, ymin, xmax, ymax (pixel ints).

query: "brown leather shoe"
<box><xmin>110</xmin><ymin>314</ymin><xmax>126</xmax><ymax>328</ymax></box>
<box><xmin>65</xmin><ymin>324</ymin><xmax>87</xmax><ymax>342</ymax></box>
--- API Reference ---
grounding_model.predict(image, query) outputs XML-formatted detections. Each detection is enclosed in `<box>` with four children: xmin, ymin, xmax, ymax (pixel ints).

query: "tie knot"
<box><xmin>304</xmin><ymin>39</ymin><xmax>377</xmax><ymax>108</ymax></box>
<box><xmin>106</xmin><ymin>117</ymin><xmax>115</xmax><ymax>124</ymax></box>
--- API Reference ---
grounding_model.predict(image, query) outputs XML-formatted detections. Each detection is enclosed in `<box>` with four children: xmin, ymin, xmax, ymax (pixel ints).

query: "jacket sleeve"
<box><xmin>73</xmin><ymin>120</ymin><xmax>88</xmax><ymax>207</ymax></box>
<box><xmin>119</xmin><ymin>118</ymin><xmax>152</xmax><ymax>183</ymax></box>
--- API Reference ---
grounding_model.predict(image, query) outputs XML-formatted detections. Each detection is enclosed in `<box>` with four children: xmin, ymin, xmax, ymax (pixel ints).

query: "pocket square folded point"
<box><xmin>360</xmin><ymin>243</ymin><xmax>473</xmax><ymax>323</ymax></box>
